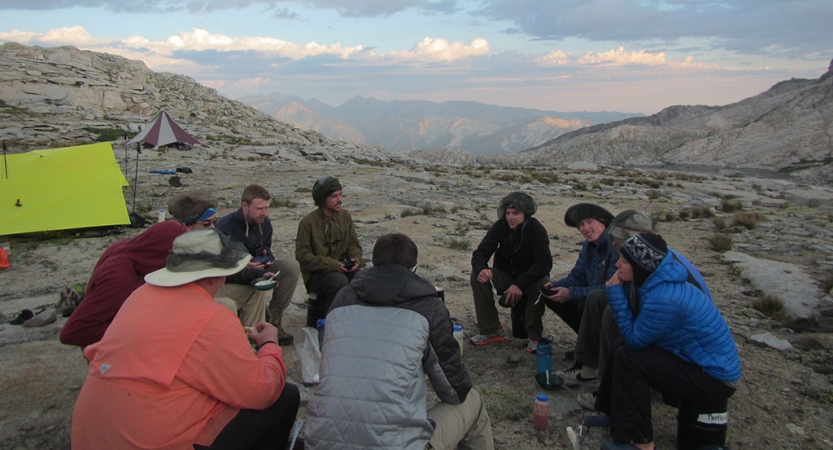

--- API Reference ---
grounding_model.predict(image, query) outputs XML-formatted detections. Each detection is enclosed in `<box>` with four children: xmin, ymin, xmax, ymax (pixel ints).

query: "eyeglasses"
<box><xmin>198</xmin><ymin>217</ymin><xmax>218</xmax><ymax>228</ymax></box>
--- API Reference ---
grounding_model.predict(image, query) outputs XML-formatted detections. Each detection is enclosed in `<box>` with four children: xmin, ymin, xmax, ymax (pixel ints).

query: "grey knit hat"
<box><xmin>497</xmin><ymin>192</ymin><xmax>536</xmax><ymax>219</ymax></box>
<box><xmin>312</xmin><ymin>176</ymin><xmax>343</xmax><ymax>207</ymax></box>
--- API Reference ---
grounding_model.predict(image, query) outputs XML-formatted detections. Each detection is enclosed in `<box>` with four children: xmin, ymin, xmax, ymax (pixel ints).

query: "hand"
<box><xmin>247</xmin><ymin>262</ymin><xmax>266</xmax><ymax>270</ymax></box>
<box><xmin>247</xmin><ymin>322</ymin><xmax>279</xmax><ymax>348</ymax></box>
<box><xmin>550</xmin><ymin>287</ymin><xmax>572</xmax><ymax>303</ymax></box>
<box><xmin>477</xmin><ymin>268</ymin><xmax>493</xmax><ymax>284</ymax></box>
<box><xmin>607</xmin><ymin>272</ymin><xmax>622</xmax><ymax>286</ymax></box>
<box><xmin>504</xmin><ymin>284</ymin><xmax>523</xmax><ymax>305</ymax></box>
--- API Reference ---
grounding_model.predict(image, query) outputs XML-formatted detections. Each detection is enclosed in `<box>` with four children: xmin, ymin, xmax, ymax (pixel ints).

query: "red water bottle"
<box><xmin>533</xmin><ymin>393</ymin><xmax>549</xmax><ymax>431</ymax></box>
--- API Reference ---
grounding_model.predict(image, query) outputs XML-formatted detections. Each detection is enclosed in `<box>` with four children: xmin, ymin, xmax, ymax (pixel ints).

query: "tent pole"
<box><xmin>132</xmin><ymin>143</ymin><xmax>140</xmax><ymax>214</ymax></box>
<box><xmin>2</xmin><ymin>141</ymin><xmax>8</xmax><ymax>179</ymax></box>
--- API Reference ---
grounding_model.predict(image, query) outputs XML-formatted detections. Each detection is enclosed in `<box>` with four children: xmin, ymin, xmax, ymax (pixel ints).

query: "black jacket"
<box><xmin>471</xmin><ymin>217</ymin><xmax>552</xmax><ymax>290</ymax></box>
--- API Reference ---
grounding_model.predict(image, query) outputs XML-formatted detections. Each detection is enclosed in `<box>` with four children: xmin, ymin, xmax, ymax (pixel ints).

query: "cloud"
<box><xmin>0</xmin><ymin>0</ymin><xmax>455</xmax><ymax>16</ymax></box>
<box><xmin>389</xmin><ymin>37</ymin><xmax>490</xmax><ymax>62</ymax></box>
<box><xmin>477</xmin><ymin>0</ymin><xmax>833</xmax><ymax>58</ymax></box>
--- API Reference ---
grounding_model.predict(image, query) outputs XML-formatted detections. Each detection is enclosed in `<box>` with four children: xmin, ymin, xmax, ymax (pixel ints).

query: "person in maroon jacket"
<box><xmin>59</xmin><ymin>221</ymin><xmax>187</xmax><ymax>347</ymax></box>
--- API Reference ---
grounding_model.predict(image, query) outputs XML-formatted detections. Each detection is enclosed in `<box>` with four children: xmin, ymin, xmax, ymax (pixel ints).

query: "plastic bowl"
<box><xmin>252</xmin><ymin>276</ymin><xmax>279</xmax><ymax>291</ymax></box>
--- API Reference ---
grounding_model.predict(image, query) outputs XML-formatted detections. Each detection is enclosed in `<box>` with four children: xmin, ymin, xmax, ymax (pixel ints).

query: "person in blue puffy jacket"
<box><xmin>593</xmin><ymin>233</ymin><xmax>741</xmax><ymax>450</ymax></box>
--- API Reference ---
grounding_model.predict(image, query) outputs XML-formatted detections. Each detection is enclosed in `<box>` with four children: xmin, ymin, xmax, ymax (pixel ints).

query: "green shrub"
<box><xmin>270</xmin><ymin>197</ymin><xmax>297</xmax><ymax>208</ymax></box>
<box><xmin>707</xmin><ymin>233</ymin><xmax>733</xmax><ymax>252</ymax></box>
<box><xmin>731</xmin><ymin>211</ymin><xmax>764</xmax><ymax>230</ymax></box>
<box><xmin>720</xmin><ymin>198</ymin><xmax>744</xmax><ymax>212</ymax></box>
<box><xmin>401</xmin><ymin>208</ymin><xmax>421</xmax><ymax>218</ymax></box>
<box><xmin>445</xmin><ymin>237</ymin><xmax>471</xmax><ymax>251</ymax></box>
<box><xmin>752</xmin><ymin>294</ymin><xmax>784</xmax><ymax>318</ymax></box>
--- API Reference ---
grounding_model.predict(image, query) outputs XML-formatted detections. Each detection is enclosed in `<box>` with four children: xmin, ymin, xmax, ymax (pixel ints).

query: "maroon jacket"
<box><xmin>60</xmin><ymin>221</ymin><xmax>186</xmax><ymax>347</ymax></box>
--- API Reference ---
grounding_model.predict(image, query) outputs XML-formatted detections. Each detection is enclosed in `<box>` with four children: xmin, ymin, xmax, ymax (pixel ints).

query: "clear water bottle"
<box><xmin>452</xmin><ymin>324</ymin><xmax>464</xmax><ymax>356</ymax></box>
<box><xmin>536</xmin><ymin>339</ymin><xmax>552</xmax><ymax>373</ymax></box>
<box><xmin>316</xmin><ymin>318</ymin><xmax>325</xmax><ymax>352</ymax></box>
<box><xmin>533</xmin><ymin>393</ymin><xmax>549</xmax><ymax>431</ymax></box>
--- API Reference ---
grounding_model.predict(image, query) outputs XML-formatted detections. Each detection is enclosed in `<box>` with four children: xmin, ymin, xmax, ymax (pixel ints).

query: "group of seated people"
<box><xmin>63</xmin><ymin>182</ymin><xmax>741</xmax><ymax>450</ymax></box>
<box><xmin>468</xmin><ymin>193</ymin><xmax>741</xmax><ymax>450</ymax></box>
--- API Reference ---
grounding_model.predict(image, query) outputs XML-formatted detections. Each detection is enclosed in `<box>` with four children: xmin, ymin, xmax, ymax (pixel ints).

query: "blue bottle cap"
<box><xmin>537</xmin><ymin>393</ymin><xmax>548</xmax><ymax>401</ymax></box>
<box><xmin>453</xmin><ymin>325</ymin><xmax>463</xmax><ymax>331</ymax></box>
<box><xmin>317</xmin><ymin>319</ymin><xmax>325</xmax><ymax>327</ymax></box>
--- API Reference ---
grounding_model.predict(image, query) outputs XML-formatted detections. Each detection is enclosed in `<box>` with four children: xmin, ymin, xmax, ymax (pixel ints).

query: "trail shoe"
<box><xmin>577</xmin><ymin>392</ymin><xmax>598</xmax><ymax>412</ymax></box>
<box><xmin>601</xmin><ymin>439</ymin><xmax>658</xmax><ymax>450</ymax></box>
<box><xmin>557</xmin><ymin>364</ymin><xmax>599</xmax><ymax>387</ymax></box>
<box><xmin>526</xmin><ymin>340</ymin><xmax>538</xmax><ymax>353</ymax></box>
<box><xmin>277</xmin><ymin>324</ymin><xmax>295</xmax><ymax>346</ymax></box>
<box><xmin>471</xmin><ymin>327</ymin><xmax>505</xmax><ymax>346</ymax></box>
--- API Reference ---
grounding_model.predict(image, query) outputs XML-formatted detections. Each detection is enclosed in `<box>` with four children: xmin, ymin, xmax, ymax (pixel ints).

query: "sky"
<box><xmin>1</xmin><ymin>0</ymin><xmax>831</xmax><ymax>115</ymax></box>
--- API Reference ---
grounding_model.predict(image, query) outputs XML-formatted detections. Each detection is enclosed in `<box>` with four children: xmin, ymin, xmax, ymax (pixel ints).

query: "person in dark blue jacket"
<box><xmin>543</xmin><ymin>203</ymin><xmax>617</xmax><ymax>337</ymax></box>
<box><xmin>593</xmin><ymin>233</ymin><xmax>741</xmax><ymax>450</ymax></box>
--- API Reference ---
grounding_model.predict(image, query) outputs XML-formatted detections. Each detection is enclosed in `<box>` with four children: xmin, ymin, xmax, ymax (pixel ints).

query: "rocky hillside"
<box><xmin>515</xmin><ymin>60</ymin><xmax>833</xmax><ymax>185</ymax></box>
<box><xmin>0</xmin><ymin>42</ymin><xmax>387</xmax><ymax>162</ymax></box>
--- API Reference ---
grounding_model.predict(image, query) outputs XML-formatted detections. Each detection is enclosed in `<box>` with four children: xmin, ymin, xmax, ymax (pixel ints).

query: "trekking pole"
<box><xmin>132</xmin><ymin>142</ymin><xmax>140</xmax><ymax>214</ymax></box>
<box><xmin>2</xmin><ymin>141</ymin><xmax>8</xmax><ymax>179</ymax></box>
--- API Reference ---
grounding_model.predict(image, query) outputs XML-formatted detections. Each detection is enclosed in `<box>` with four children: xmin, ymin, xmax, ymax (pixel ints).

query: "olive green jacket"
<box><xmin>295</xmin><ymin>208</ymin><xmax>364</xmax><ymax>284</ymax></box>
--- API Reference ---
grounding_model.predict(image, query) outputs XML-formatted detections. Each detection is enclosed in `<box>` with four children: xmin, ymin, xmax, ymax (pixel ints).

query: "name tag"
<box><xmin>697</xmin><ymin>412</ymin><xmax>728</xmax><ymax>425</ymax></box>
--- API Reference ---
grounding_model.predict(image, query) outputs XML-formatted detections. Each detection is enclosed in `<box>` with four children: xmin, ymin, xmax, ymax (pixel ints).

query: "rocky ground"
<box><xmin>1</xmin><ymin>147</ymin><xmax>833</xmax><ymax>450</ymax></box>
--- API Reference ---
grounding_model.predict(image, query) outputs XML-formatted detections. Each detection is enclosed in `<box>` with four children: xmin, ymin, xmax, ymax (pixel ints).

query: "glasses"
<box><xmin>197</xmin><ymin>217</ymin><xmax>218</xmax><ymax>228</ymax></box>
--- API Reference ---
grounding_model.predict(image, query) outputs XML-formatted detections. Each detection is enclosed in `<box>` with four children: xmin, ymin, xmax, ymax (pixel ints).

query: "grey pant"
<box><xmin>574</xmin><ymin>288</ymin><xmax>619</xmax><ymax>377</ymax></box>
<box><xmin>471</xmin><ymin>267</ymin><xmax>548</xmax><ymax>341</ymax></box>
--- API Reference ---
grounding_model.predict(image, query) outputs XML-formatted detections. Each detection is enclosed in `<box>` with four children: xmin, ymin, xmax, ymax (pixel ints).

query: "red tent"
<box><xmin>128</xmin><ymin>110</ymin><xmax>201</xmax><ymax>148</ymax></box>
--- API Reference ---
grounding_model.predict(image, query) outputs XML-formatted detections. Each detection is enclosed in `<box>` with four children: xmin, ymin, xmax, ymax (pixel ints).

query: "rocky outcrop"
<box><xmin>0</xmin><ymin>42</ymin><xmax>388</xmax><ymax>163</ymax></box>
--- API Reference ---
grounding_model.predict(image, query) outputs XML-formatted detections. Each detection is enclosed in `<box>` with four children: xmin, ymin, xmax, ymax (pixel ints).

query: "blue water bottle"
<box><xmin>536</xmin><ymin>339</ymin><xmax>552</xmax><ymax>374</ymax></box>
<box><xmin>316</xmin><ymin>319</ymin><xmax>325</xmax><ymax>351</ymax></box>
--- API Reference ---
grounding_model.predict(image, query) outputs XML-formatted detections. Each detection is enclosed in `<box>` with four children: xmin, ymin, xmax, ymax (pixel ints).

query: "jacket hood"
<box><xmin>350</xmin><ymin>264</ymin><xmax>439</xmax><ymax>306</ymax></box>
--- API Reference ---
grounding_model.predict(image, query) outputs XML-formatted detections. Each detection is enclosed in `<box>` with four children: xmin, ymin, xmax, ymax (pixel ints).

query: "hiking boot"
<box><xmin>600</xmin><ymin>439</ymin><xmax>658</xmax><ymax>450</ymax></box>
<box><xmin>557</xmin><ymin>364</ymin><xmax>599</xmax><ymax>387</ymax></box>
<box><xmin>277</xmin><ymin>324</ymin><xmax>294</xmax><ymax>346</ymax></box>
<box><xmin>470</xmin><ymin>326</ymin><xmax>505</xmax><ymax>346</ymax></box>
<box><xmin>576</xmin><ymin>392</ymin><xmax>598</xmax><ymax>412</ymax></box>
<box><xmin>526</xmin><ymin>340</ymin><xmax>538</xmax><ymax>353</ymax></box>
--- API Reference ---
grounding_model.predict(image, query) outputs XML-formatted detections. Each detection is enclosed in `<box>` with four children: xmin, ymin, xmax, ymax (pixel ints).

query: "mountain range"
<box><xmin>0</xmin><ymin>42</ymin><xmax>830</xmax><ymax>185</ymax></box>
<box><xmin>238</xmin><ymin>93</ymin><xmax>641</xmax><ymax>155</ymax></box>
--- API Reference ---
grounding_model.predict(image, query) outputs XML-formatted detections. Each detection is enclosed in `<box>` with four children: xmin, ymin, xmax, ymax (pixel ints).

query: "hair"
<box><xmin>241</xmin><ymin>184</ymin><xmax>271</xmax><ymax>204</ymax></box>
<box><xmin>372</xmin><ymin>233</ymin><xmax>418</xmax><ymax>268</ymax></box>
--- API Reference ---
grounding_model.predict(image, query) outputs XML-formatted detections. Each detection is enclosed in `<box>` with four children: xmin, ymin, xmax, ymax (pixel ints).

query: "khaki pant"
<box><xmin>426</xmin><ymin>388</ymin><xmax>494</xmax><ymax>450</ymax></box>
<box><xmin>217</xmin><ymin>284</ymin><xmax>268</xmax><ymax>327</ymax></box>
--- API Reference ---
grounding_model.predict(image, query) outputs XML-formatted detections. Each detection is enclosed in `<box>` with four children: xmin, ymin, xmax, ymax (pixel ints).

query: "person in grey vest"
<box><xmin>305</xmin><ymin>233</ymin><xmax>494</xmax><ymax>450</ymax></box>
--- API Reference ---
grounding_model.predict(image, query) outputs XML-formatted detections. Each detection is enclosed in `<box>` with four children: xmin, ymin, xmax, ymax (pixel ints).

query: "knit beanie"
<box><xmin>620</xmin><ymin>233</ymin><xmax>668</xmax><ymax>287</ymax></box>
<box><xmin>312</xmin><ymin>176</ymin><xmax>343</xmax><ymax>207</ymax></box>
<box><xmin>563</xmin><ymin>203</ymin><xmax>614</xmax><ymax>228</ymax></box>
<box><xmin>167</xmin><ymin>189</ymin><xmax>219</xmax><ymax>225</ymax></box>
<box><xmin>497</xmin><ymin>192</ymin><xmax>536</xmax><ymax>219</ymax></box>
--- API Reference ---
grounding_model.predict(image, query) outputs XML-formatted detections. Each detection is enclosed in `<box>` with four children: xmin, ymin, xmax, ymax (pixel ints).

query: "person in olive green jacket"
<box><xmin>295</xmin><ymin>176</ymin><xmax>364</xmax><ymax>313</ymax></box>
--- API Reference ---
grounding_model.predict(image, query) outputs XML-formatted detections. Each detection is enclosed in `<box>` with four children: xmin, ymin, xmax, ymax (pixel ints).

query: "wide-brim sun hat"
<box><xmin>145</xmin><ymin>228</ymin><xmax>251</xmax><ymax>287</ymax></box>
<box><xmin>563</xmin><ymin>203</ymin><xmax>614</xmax><ymax>228</ymax></box>
<box><xmin>608</xmin><ymin>210</ymin><xmax>653</xmax><ymax>240</ymax></box>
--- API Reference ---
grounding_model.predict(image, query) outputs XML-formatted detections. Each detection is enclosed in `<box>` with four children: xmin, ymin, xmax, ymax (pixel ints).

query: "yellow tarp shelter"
<box><xmin>0</xmin><ymin>143</ymin><xmax>130</xmax><ymax>236</ymax></box>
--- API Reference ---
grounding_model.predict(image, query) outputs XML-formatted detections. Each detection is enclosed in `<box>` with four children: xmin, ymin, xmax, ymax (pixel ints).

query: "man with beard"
<box><xmin>295</xmin><ymin>176</ymin><xmax>363</xmax><ymax>318</ymax></box>
<box><xmin>216</xmin><ymin>184</ymin><xmax>301</xmax><ymax>345</ymax></box>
